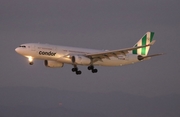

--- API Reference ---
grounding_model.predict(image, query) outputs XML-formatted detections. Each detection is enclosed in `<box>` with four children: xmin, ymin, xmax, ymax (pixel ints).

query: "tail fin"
<box><xmin>132</xmin><ymin>32</ymin><xmax>154</xmax><ymax>56</ymax></box>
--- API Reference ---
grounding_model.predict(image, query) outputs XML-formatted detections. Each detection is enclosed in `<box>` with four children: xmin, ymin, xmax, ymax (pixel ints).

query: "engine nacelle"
<box><xmin>44</xmin><ymin>60</ymin><xmax>64</xmax><ymax>68</ymax></box>
<box><xmin>72</xmin><ymin>55</ymin><xmax>91</xmax><ymax>65</ymax></box>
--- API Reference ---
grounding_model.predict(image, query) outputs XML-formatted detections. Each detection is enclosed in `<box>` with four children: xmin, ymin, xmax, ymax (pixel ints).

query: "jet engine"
<box><xmin>44</xmin><ymin>60</ymin><xmax>64</xmax><ymax>68</ymax></box>
<box><xmin>72</xmin><ymin>55</ymin><xmax>91</xmax><ymax>65</ymax></box>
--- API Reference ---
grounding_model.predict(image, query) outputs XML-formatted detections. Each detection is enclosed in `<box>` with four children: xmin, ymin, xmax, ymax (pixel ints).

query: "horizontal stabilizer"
<box><xmin>143</xmin><ymin>53</ymin><xmax>164</xmax><ymax>59</ymax></box>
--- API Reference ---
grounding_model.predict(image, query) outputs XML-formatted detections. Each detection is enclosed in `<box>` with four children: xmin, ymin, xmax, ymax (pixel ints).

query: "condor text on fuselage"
<box><xmin>39</xmin><ymin>51</ymin><xmax>56</xmax><ymax>56</ymax></box>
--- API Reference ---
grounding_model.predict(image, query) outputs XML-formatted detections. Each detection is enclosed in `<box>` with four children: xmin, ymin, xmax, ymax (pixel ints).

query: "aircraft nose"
<box><xmin>15</xmin><ymin>48</ymin><xmax>19</xmax><ymax>53</ymax></box>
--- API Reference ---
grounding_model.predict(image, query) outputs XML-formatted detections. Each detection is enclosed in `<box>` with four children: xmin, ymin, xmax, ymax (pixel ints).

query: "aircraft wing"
<box><xmin>86</xmin><ymin>40</ymin><xmax>156</xmax><ymax>59</ymax></box>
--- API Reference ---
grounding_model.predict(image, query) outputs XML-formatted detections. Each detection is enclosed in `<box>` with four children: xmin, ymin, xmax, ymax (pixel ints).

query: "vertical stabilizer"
<box><xmin>132</xmin><ymin>32</ymin><xmax>154</xmax><ymax>56</ymax></box>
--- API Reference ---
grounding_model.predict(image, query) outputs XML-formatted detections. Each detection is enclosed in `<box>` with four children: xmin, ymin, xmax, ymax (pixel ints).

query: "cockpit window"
<box><xmin>19</xmin><ymin>45</ymin><xmax>26</xmax><ymax>48</ymax></box>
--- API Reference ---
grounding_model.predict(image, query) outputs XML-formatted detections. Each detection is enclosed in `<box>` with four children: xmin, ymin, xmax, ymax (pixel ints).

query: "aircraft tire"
<box><xmin>29</xmin><ymin>62</ymin><xmax>33</xmax><ymax>65</ymax></box>
<box><xmin>76</xmin><ymin>71</ymin><xmax>82</xmax><ymax>75</ymax></box>
<box><xmin>88</xmin><ymin>65</ymin><xmax>94</xmax><ymax>70</ymax></box>
<box><xmin>92</xmin><ymin>69</ymin><xmax>98</xmax><ymax>73</ymax></box>
<box><xmin>72</xmin><ymin>68</ymin><xmax>78</xmax><ymax>72</ymax></box>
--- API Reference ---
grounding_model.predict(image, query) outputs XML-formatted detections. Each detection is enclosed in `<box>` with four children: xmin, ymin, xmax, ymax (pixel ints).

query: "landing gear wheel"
<box><xmin>72</xmin><ymin>66</ymin><xmax>82</xmax><ymax>75</ymax></box>
<box><xmin>88</xmin><ymin>65</ymin><xmax>94</xmax><ymax>70</ymax></box>
<box><xmin>76</xmin><ymin>71</ymin><xmax>82</xmax><ymax>75</ymax></box>
<box><xmin>88</xmin><ymin>65</ymin><xmax>98</xmax><ymax>73</ymax></box>
<box><xmin>72</xmin><ymin>68</ymin><xmax>78</xmax><ymax>72</ymax></box>
<box><xmin>29</xmin><ymin>62</ymin><xmax>33</xmax><ymax>65</ymax></box>
<box><xmin>92</xmin><ymin>69</ymin><xmax>98</xmax><ymax>73</ymax></box>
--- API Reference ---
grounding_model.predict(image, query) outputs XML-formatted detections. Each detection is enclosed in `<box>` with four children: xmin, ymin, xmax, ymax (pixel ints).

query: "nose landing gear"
<box><xmin>28</xmin><ymin>57</ymin><xmax>34</xmax><ymax>65</ymax></box>
<box><xmin>29</xmin><ymin>62</ymin><xmax>34</xmax><ymax>65</ymax></box>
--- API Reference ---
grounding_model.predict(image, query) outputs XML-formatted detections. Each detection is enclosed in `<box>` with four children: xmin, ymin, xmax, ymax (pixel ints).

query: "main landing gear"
<box><xmin>72</xmin><ymin>65</ymin><xmax>98</xmax><ymax>75</ymax></box>
<box><xmin>88</xmin><ymin>65</ymin><xmax>98</xmax><ymax>73</ymax></box>
<box><xmin>72</xmin><ymin>66</ymin><xmax>82</xmax><ymax>75</ymax></box>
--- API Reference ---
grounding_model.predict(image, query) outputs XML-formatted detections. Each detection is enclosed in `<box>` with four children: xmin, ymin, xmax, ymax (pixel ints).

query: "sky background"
<box><xmin>0</xmin><ymin>0</ymin><xmax>179</xmax><ymax>97</ymax></box>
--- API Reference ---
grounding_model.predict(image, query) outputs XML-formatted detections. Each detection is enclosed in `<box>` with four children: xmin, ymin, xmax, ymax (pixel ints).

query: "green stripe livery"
<box><xmin>133</xmin><ymin>44</ymin><xmax>137</xmax><ymax>54</ymax></box>
<box><xmin>132</xmin><ymin>32</ymin><xmax>154</xmax><ymax>56</ymax></box>
<box><xmin>141</xmin><ymin>35</ymin><xmax>147</xmax><ymax>55</ymax></box>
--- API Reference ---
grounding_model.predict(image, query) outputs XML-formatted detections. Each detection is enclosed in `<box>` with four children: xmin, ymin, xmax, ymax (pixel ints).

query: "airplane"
<box><xmin>15</xmin><ymin>32</ymin><xmax>162</xmax><ymax>75</ymax></box>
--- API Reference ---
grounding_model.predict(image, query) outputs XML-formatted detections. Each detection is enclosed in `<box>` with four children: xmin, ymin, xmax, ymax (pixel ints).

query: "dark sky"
<box><xmin>0</xmin><ymin>0</ymin><xmax>179</xmax><ymax>97</ymax></box>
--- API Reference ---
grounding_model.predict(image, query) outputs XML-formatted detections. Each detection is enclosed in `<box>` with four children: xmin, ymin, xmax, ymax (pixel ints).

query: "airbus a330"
<box><xmin>15</xmin><ymin>32</ymin><xmax>162</xmax><ymax>75</ymax></box>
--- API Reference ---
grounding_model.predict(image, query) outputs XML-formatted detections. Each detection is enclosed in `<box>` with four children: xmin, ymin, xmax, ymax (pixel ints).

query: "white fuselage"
<box><xmin>15</xmin><ymin>43</ymin><xmax>140</xmax><ymax>67</ymax></box>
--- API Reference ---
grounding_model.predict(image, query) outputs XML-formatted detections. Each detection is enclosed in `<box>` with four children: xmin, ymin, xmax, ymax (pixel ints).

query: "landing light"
<box><xmin>26</xmin><ymin>56</ymin><xmax>33</xmax><ymax>62</ymax></box>
<box><xmin>29</xmin><ymin>57</ymin><xmax>33</xmax><ymax>62</ymax></box>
